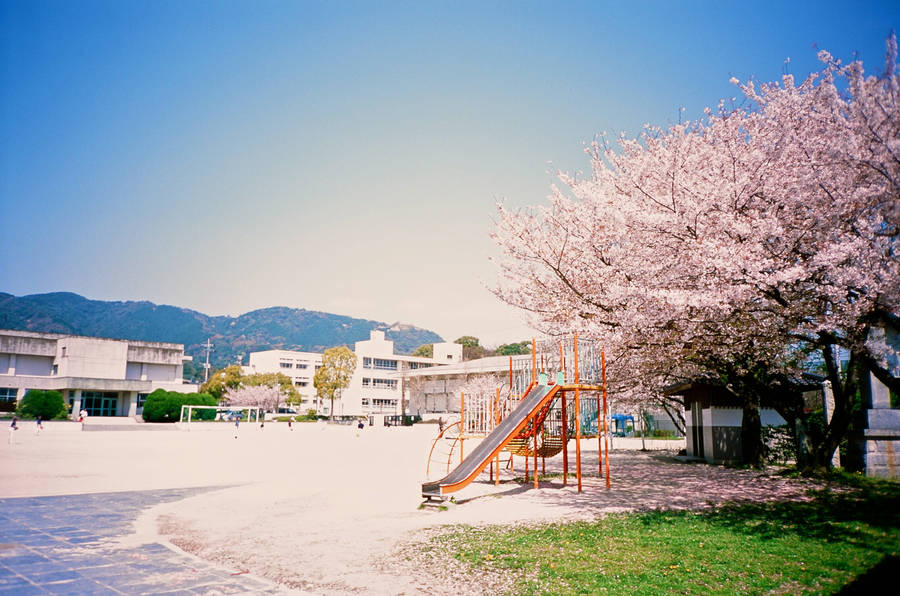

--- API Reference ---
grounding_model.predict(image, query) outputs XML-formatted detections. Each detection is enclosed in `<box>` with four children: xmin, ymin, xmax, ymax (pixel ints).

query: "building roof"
<box><xmin>400</xmin><ymin>354</ymin><xmax>532</xmax><ymax>378</ymax></box>
<box><xmin>0</xmin><ymin>328</ymin><xmax>185</xmax><ymax>350</ymax></box>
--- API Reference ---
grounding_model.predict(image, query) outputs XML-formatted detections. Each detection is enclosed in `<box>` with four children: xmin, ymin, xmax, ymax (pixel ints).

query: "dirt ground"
<box><xmin>1</xmin><ymin>420</ymin><xmax>825</xmax><ymax>594</ymax></box>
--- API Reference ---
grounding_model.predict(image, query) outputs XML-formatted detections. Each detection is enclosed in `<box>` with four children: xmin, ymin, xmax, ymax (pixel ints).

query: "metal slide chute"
<box><xmin>421</xmin><ymin>383</ymin><xmax>562</xmax><ymax>497</ymax></box>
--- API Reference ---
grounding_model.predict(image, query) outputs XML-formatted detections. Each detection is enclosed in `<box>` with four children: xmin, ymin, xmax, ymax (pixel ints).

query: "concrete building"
<box><xmin>402</xmin><ymin>354</ymin><xmax>533</xmax><ymax>416</ymax></box>
<box><xmin>341</xmin><ymin>330</ymin><xmax>461</xmax><ymax>417</ymax></box>
<box><xmin>0</xmin><ymin>329</ymin><xmax>197</xmax><ymax>417</ymax></box>
<box><xmin>246</xmin><ymin>350</ymin><xmax>322</xmax><ymax>411</ymax></box>
<box><xmin>247</xmin><ymin>331</ymin><xmax>463</xmax><ymax>417</ymax></box>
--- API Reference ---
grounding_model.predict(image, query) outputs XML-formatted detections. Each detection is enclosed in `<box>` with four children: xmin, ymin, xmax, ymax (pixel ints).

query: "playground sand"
<box><xmin>1</xmin><ymin>421</ymin><xmax>825</xmax><ymax>594</ymax></box>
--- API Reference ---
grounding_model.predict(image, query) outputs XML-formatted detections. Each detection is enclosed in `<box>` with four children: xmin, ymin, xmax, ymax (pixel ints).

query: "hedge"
<box><xmin>141</xmin><ymin>390</ymin><xmax>217</xmax><ymax>422</ymax></box>
<box><xmin>16</xmin><ymin>390</ymin><xmax>68</xmax><ymax>420</ymax></box>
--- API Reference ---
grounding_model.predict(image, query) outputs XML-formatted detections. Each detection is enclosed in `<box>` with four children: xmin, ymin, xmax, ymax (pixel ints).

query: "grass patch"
<box><xmin>429</xmin><ymin>477</ymin><xmax>900</xmax><ymax>594</ymax></box>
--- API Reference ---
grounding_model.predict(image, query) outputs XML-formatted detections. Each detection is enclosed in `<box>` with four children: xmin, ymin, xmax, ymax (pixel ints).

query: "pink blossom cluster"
<box><xmin>492</xmin><ymin>36</ymin><xmax>899</xmax><ymax>406</ymax></box>
<box><xmin>223</xmin><ymin>384</ymin><xmax>286</xmax><ymax>412</ymax></box>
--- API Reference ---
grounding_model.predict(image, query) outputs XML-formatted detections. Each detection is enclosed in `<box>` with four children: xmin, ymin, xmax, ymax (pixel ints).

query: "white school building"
<box><xmin>246</xmin><ymin>349</ymin><xmax>323</xmax><ymax>412</ymax></box>
<box><xmin>0</xmin><ymin>329</ymin><xmax>198</xmax><ymax>417</ymax></box>
<box><xmin>247</xmin><ymin>330</ymin><xmax>462</xmax><ymax>417</ymax></box>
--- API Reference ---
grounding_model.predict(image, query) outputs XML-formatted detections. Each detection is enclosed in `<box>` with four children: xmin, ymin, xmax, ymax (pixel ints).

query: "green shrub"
<box><xmin>762</xmin><ymin>424</ymin><xmax>797</xmax><ymax>464</ymax></box>
<box><xmin>16</xmin><ymin>390</ymin><xmax>68</xmax><ymax>420</ymax></box>
<box><xmin>141</xmin><ymin>390</ymin><xmax>217</xmax><ymax>422</ymax></box>
<box><xmin>651</xmin><ymin>428</ymin><xmax>678</xmax><ymax>438</ymax></box>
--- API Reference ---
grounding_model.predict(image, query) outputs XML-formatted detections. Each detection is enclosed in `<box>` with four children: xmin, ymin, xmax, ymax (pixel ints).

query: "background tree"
<box><xmin>200</xmin><ymin>366</ymin><xmax>298</xmax><ymax>407</ymax></box>
<box><xmin>242</xmin><ymin>372</ymin><xmax>299</xmax><ymax>405</ymax></box>
<box><xmin>454</xmin><ymin>336</ymin><xmax>490</xmax><ymax>360</ymax></box>
<box><xmin>496</xmin><ymin>341</ymin><xmax>531</xmax><ymax>356</ymax></box>
<box><xmin>411</xmin><ymin>344</ymin><xmax>434</xmax><ymax>358</ymax></box>
<box><xmin>223</xmin><ymin>384</ymin><xmax>286</xmax><ymax>414</ymax></box>
<box><xmin>314</xmin><ymin>346</ymin><xmax>357</xmax><ymax>419</ymax></box>
<box><xmin>200</xmin><ymin>364</ymin><xmax>243</xmax><ymax>401</ymax></box>
<box><xmin>16</xmin><ymin>390</ymin><xmax>67</xmax><ymax>420</ymax></box>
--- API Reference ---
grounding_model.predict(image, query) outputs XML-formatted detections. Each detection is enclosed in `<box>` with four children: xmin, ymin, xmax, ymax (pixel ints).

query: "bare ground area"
<box><xmin>1</xmin><ymin>421</ymin><xmax>827</xmax><ymax>594</ymax></box>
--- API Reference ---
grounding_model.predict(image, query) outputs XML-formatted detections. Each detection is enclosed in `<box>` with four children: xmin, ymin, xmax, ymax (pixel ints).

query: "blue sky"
<box><xmin>2</xmin><ymin>0</ymin><xmax>898</xmax><ymax>346</ymax></box>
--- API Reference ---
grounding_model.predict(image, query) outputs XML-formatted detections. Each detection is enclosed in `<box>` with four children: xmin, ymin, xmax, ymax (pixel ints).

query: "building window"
<box><xmin>363</xmin><ymin>357</ymin><xmax>372</xmax><ymax>369</ymax></box>
<box><xmin>295</xmin><ymin>381</ymin><xmax>308</xmax><ymax>387</ymax></box>
<box><xmin>0</xmin><ymin>388</ymin><xmax>17</xmax><ymax>403</ymax></box>
<box><xmin>362</xmin><ymin>378</ymin><xmax>371</xmax><ymax>387</ymax></box>
<box><xmin>373</xmin><ymin>358</ymin><xmax>397</xmax><ymax>371</ymax></box>
<box><xmin>372</xmin><ymin>378</ymin><xmax>397</xmax><ymax>390</ymax></box>
<box><xmin>296</xmin><ymin>363</ymin><xmax>308</xmax><ymax>369</ymax></box>
<box><xmin>61</xmin><ymin>347</ymin><xmax>67</xmax><ymax>357</ymax></box>
<box><xmin>280</xmin><ymin>362</ymin><xmax>293</xmax><ymax>369</ymax></box>
<box><xmin>371</xmin><ymin>398</ymin><xmax>397</xmax><ymax>407</ymax></box>
<box><xmin>136</xmin><ymin>393</ymin><xmax>149</xmax><ymax>409</ymax></box>
<box><xmin>361</xmin><ymin>398</ymin><xmax>370</xmax><ymax>406</ymax></box>
<box><xmin>52</xmin><ymin>364</ymin><xmax>58</xmax><ymax>375</ymax></box>
<box><xmin>408</xmin><ymin>362</ymin><xmax>433</xmax><ymax>370</ymax></box>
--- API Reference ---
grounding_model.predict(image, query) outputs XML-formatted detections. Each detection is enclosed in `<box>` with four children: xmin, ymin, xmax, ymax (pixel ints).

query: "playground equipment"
<box><xmin>610</xmin><ymin>413</ymin><xmax>635</xmax><ymax>437</ymax></box>
<box><xmin>422</xmin><ymin>335</ymin><xmax>610</xmax><ymax>500</ymax></box>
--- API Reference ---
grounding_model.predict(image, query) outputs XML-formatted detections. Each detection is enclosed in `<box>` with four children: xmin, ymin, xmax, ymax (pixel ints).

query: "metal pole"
<box><xmin>531</xmin><ymin>338</ymin><xmax>537</xmax><ymax>386</ymax></box>
<box><xmin>574</xmin><ymin>333</ymin><xmax>582</xmax><ymax>493</ymax></box>
<box><xmin>460</xmin><ymin>391</ymin><xmax>465</xmax><ymax>464</ymax></box>
<box><xmin>602</xmin><ymin>349</ymin><xmax>610</xmax><ymax>489</ymax></box>
<box><xmin>495</xmin><ymin>387</ymin><xmax>501</xmax><ymax>485</ymax></box>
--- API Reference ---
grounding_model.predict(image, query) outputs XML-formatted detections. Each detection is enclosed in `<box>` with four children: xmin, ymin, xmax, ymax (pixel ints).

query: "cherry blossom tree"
<box><xmin>223</xmin><ymin>384</ymin><xmax>286</xmax><ymax>414</ymax></box>
<box><xmin>492</xmin><ymin>36</ymin><xmax>899</xmax><ymax>469</ymax></box>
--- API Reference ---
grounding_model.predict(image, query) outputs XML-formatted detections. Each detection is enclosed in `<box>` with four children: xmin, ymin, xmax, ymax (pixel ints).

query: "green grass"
<box><xmin>430</xmin><ymin>476</ymin><xmax>900</xmax><ymax>595</ymax></box>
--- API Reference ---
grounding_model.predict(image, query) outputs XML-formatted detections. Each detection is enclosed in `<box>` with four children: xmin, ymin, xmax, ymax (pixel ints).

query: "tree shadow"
<box><xmin>662</xmin><ymin>477</ymin><xmax>900</xmax><ymax>548</ymax></box>
<box><xmin>837</xmin><ymin>555</ymin><xmax>900</xmax><ymax>594</ymax></box>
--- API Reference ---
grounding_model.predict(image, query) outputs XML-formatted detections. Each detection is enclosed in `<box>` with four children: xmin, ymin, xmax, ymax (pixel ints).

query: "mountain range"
<box><xmin>0</xmin><ymin>292</ymin><xmax>444</xmax><ymax>379</ymax></box>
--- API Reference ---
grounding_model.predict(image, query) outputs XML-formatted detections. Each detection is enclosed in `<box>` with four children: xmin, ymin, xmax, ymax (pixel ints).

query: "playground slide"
<box><xmin>421</xmin><ymin>383</ymin><xmax>562</xmax><ymax>497</ymax></box>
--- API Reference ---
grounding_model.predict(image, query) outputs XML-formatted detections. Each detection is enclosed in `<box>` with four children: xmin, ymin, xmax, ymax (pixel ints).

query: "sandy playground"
<box><xmin>1</xmin><ymin>420</ymin><xmax>826</xmax><ymax>594</ymax></box>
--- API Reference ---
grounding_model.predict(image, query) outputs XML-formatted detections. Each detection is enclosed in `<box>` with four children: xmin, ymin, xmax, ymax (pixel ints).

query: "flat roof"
<box><xmin>400</xmin><ymin>354</ymin><xmax>532</xmax><ymax>378</ymax></box>
<box><xmin>0</xmin><ymin>328</ymin><xmax>185</xmax><ymax>350</ymax></box>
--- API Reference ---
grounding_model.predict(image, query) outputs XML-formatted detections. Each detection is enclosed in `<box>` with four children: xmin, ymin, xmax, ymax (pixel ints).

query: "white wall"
<box><xmin>433</xmin><ymin>342</ymin><xmax>462</xmax><ymax>363</ymax></box>
<box><xmin>56</xmin><ymin>337</ymin><xmax>128</xmax><ymax>379</ymax></box>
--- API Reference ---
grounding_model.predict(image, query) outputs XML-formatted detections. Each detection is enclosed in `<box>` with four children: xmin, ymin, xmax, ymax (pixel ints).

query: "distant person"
<box><xmin>35</xmin><ymin>416</ymin><xmax>43</xmax><ymax>435</ymax></box>
<box><xmin>259</xmin><ymin>418</ymin><xmax>265</xmax><ymax>431</ymax></box>
<box><xmin>438</xmin><ymin>417</ymin><xmax>444</xmax><ymax>432</ymax></box>
<box><xmin>288</xmin><ymin>419</ymin><xmax>293</xmax><ymax>431</ymax></box>
<box><xmin>8</xmin><ymin>416</ymin><xmax>18</xmax><ymax>444</ymax></box>
<box><xmin>234</xmin><ymin>416</ymin><xmax>240</xmax><ymax>438</ymax></box>
<box><xmin>357</xmin><ymin>420</ymin><xmax>364</xmax><ymax>430</ymax></box>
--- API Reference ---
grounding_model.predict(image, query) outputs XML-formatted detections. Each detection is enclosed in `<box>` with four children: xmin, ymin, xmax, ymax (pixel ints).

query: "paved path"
<box><xmin>0</xmin><ymin>488</ymin><xmax>284</xmax><ymax>595</ymax></box>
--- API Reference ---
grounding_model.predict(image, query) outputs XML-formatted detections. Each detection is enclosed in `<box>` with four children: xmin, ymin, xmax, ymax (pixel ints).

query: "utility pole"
<box><xmin>203</xmin><ymin>338</ymin><xmax>214</xmax><ymax>382</ymax></box>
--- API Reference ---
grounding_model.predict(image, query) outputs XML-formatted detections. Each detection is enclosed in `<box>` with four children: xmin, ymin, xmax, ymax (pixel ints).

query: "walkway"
<box><xmin>0</xmin><ymin>487</ymin><xmax>284</xmax><ymax>595</ymax></box>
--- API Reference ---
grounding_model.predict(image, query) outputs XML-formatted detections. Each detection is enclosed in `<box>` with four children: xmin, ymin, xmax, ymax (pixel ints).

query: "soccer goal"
<box><xmin>178</xmin><ymin>405</ymin><xmax>262</xmax><ymax>428</ymax></box>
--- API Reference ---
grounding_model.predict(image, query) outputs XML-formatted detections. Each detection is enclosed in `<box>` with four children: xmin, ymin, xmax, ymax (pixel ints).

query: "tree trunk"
<box><xmin>658</xmin><ymin>398</ymin><xmax>686</xmax><ymax>436</ymax></box>
<box><xmin>792</xmin><ymin>414</ymin><xmax>815</xmax><ymax>471</ymax></box>
<box><xmin>795</xmin><ymin>342</ymin><xmax>861</xmax><ymax>474</ymax></box>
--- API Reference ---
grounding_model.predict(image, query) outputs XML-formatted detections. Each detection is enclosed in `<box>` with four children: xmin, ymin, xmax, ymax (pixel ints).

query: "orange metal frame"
<box><xmin>425</xmin><ymin>335</ymin><xmax>611</xmax><ymax>496</ymax></box>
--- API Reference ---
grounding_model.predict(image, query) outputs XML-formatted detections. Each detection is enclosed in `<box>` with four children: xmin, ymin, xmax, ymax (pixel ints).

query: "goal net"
<box><xmin>178</xmin><ymin>405</ymin><xmax>262</xmax><ymax>426</ymax></box>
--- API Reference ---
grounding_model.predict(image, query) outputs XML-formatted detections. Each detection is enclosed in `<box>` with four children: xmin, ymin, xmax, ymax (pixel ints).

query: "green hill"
<box><xmin>0</xmin><ymin>292</ymin><xmax>444</xmax><ymax>379</ymax></box>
